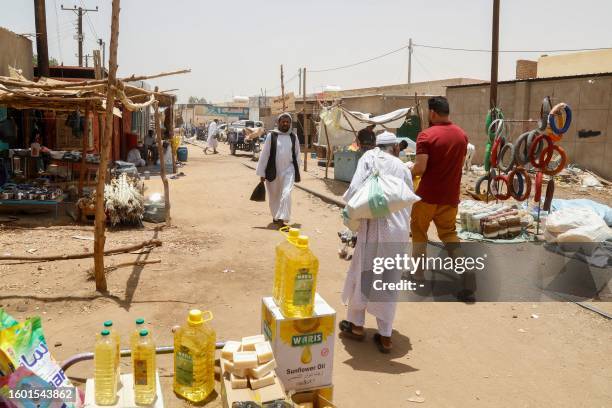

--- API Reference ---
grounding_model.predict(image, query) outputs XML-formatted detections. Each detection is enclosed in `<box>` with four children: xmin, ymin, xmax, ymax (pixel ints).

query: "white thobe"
<box><xmin>255</xmin><ymin>131</ymin><xmax>301</xmax><ymax>222</ymax></box>
<box><xmin>342</xmin><ymin>148</ymin><xmax>414</xmax><ymax>336</ymax></box>
<box><xmin>207</xmin><ymin>122</ymin><xmax>218</xmax><ymax>149</ymax></box>
<box><xmin>127</xmin><ymin>148</ymin><xmax>145</xmax><ymax>167</ymax></box>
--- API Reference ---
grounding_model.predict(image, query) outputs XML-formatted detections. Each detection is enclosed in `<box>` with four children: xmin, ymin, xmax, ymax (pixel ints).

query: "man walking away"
<box><xmin>340</xmin><ymin>131</ymin><xmax>414</xmax><ymax>353</ymax></box>
<box><xmin>255</xmin><ymin>113</ymin><xmax>301</xmax><ymax>228</ymax></box>
<box><xmin>205</xmin><ymin>119</ymin><xmax>219</xmax><ymax>154</ymax></box>
<box><xmin>409</xmin><ymin>97</ymin><xmax>472</xmax><ymax>300</ymax></box>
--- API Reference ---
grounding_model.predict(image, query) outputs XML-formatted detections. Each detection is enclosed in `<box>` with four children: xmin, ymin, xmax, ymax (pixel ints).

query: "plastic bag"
<box><xmin>345</xmin><ymin>163</ymin><xmax>420</xmax><ymax>220</ymax></box>
<box><xmin>250</xmin><ymin>181</ymin><xmax>266</xmax><ymax>202</ymax></box>
<box><xmin>0</xmin><ymin>313</ymin><xmax>82</xmax><ymax>407</ymax></box>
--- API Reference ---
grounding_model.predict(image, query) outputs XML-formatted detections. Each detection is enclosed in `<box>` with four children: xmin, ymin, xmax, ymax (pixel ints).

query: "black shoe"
<box><xmin>456</xmin><ymin>289</ymin><xmax>476</xmax><ymax>303</ymax></box>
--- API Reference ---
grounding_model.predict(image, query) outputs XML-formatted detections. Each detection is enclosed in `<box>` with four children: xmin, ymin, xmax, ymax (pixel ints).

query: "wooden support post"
<box><xmin>154</xmin><ymin>87</ymin><xmax>171</xmax><ymax>225</ymax></box>
<box><xmin>78</xmin><ymin>105</ymin><xmax>89</xmax><ymax>197</ymax></box>
<box><xmin>324</xmin><ymin>122</ymin><xmax>331</xmax><ymax>179</ymax></box>
<box><xmin>280</xmin><ymin>64</ymin><xmax>286</xmax><ymax>111</ymax></box>
<box><xmin>170</xmin><ymin>108</ymin><xmax>177</xmax><ymax>174</ymax></box>
<box><xmin>93</xmin><ymin>0</ymin><xmax>120</xmax><ymax>292</ymax></box>
<box><xmin>302</xmin><ymin>67</ymin><xmax>308</xmax><ymax>172</ymax></box>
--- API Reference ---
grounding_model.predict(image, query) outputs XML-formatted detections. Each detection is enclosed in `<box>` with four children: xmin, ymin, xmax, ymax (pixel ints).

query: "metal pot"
<box><xmin>27</xmin><ymin>193</ymin><xmax>36</xmax><ymax>200</ymax></box>
<box><xmin>38</xmin><ymin>194</ymin><xmax>47</xmax><ymax>201</ymax></box>
<box><xmin>15</xmin><ymin>192</ymin><xmax>24</xmax><ymax>200</ymax></box>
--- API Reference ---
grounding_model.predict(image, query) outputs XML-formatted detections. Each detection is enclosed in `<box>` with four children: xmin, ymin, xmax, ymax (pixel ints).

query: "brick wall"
<box><xmin>516</xmin><ymin>60</ymin><xmax>537</xmax><ymax>80</ymax></box>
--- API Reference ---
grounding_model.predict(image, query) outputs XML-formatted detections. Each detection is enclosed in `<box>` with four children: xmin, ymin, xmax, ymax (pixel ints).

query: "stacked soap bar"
<box><xmin>221</xmin><ymin>335</ymin><xmax>278</xmax><ymax>390</ymax></box>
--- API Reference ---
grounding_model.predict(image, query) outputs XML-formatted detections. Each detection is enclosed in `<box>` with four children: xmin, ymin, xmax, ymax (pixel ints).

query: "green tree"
<box><xmin>188</xmin><ymin>96</ymin><xmax>207</xmax><ymax>104</ymax></box>
<box><xmin>32</xmin><ymin>55</ymin><xmax>60</xmax><ymax>66</ymax></box>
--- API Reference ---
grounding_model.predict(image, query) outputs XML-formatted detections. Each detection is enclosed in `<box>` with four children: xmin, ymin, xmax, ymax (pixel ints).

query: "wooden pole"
<box><xmin>302</xmin><ymin>67</ymin><xmax>308</xmax><ymax>172</ymax></box>
<box><xmin>490</xmin><ymin>0</ymin><xmax>500</xmax><ymax>109</ymax></box>
<box><xmin>324</xmin><ymin>122</ymin><xmax>331</xmax><ymax>179</ymax></box>
<box><xmin>280</xmin><ymin>64</ymin><xmax>286</xmax><ymax>111</ymax></box>
<box><xmin>154</xmin><ymin>87</ymin><xmax>171</xmax><ymax>225</ymax></box>
<box><xmin>93</xmin><ymin>0</ymin><xmax>120</xmax><ymax>292</ymax></box>
<box><xmin>78</xmin><ymin>106</ymin><xmax>89</xmax><ymax>197</ymax></box>
<box><xmin>169</xmin><ymin>108</ymin><xmax>177</xmax><ymax>174</ymax></box>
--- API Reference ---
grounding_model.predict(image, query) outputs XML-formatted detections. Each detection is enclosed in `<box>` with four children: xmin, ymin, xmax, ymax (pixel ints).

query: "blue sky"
<box><xmin>2</xmin><ymin>0</ymin><xmax>611</xmax><ymax>103</ymax></box>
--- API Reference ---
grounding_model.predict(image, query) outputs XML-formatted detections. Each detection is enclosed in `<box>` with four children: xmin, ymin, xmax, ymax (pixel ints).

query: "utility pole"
<box><xmin>34</xmin><ymin>0</ymin><xmax>50</xmax><ymax>77</ymax></box>
<box><xmin>61</xmin><ymin>4</ymin><xmax>98</xmax><ymax>67</ymax></box>
<box><xmin>98</xmin><ymin>38</ymin><xmax>106</xmax><ymax>71</ymax></box>
<box><xmin>298</xmin><ymin>68</ymin><xmax>302</xmax><ymax>96</ymax></box>
<box><xmin>407</xmin><ymin>38</ymin><xmax>413</xmax><ymax>84</ymax></box>
<box><xmin>302</xmin><ymin>67</ymin><xmax>308</xmax><ymax>172</ymax></box>
<box><xmin>490</xmin><ymin>0</ymin><xmax>500</xmax><ymax>108</ymax></box>
<box><xmin>83</xmin><ymin>53</ymin><xmax>92</xmax><ymax>67</ymax></box>
<box><xmin>280</xmin><ymin>64</ymin><xmax>286</xmax><ymax>111</ymax></box>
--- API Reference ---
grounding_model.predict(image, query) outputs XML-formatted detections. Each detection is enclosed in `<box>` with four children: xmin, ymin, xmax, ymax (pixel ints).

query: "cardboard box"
<box><xmin>261</xmin><ymin>294</ymin><xmax>335</xmax><ymax>392</ymax></box>
<box><xmin>220</xmin><ymin>358</ymin><xmax>287</xmax><ymax>408</ymax></box>
<box><xmin>291</xmin><ymin>385</ymin><xmax>335</xmax><ymax>408</ymax></box>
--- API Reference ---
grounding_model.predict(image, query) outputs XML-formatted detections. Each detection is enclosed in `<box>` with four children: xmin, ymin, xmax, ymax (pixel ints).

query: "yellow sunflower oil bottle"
<box><xmin>273</xmin><ymin>227</ymin><xmax>300</xmax><ymax>305</ymax></box>
<box><xmin>130</xmin><ymin>318</ymin><xmax>146</xmax><ymax>352</ymax></box>
<box><xmin>132</xmin><ymin>329</ymin><xmax>156</xmax><ymax>405</ymax></box>
<box><xmin>103</xmin><ymin>320</ymin><xmax>120</xmax><ymax>386</ymax></box>
<box><xmin>280</xmin><ymin>235</ymin><xmax>319</xmax><ymax>318</ymax></box>
<box><xmin>94</xmin><ymin>330</ymin><xmax>118</xmax><ymax>405</ymax></box>
<box><xmin>173</xmin><ymin>310</ymin><xmax>216</xmax><ymax>402</ymax></box>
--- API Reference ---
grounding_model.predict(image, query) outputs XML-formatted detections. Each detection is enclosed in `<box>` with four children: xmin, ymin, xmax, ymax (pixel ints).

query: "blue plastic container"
<box><xmin>177</xmin><ymin>146</ymin><xmax>188</xmax><ymax>162</ymax></box>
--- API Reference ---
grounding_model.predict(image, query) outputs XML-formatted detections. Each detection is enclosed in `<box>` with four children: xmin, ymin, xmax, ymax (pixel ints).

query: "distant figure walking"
<box><xmin>205</xmin><ymin>119</ymin><xmax>219</xmax><ymax>154</ymax></box>
<box><xmin>255</xmin><ymin>113</ymin><xmax>301</xmax><ymax>228</ymax></box>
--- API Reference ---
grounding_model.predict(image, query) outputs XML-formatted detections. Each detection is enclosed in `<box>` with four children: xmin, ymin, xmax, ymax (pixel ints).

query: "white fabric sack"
<box><xmin>346</xmin><ymin>150</ymin><xmax>420</xmax><ymax>220</ymax></box>
<box><xmin>545</xmin><ymin>207</ymin><xmax>606</xmax><ymax>234</ymax></box>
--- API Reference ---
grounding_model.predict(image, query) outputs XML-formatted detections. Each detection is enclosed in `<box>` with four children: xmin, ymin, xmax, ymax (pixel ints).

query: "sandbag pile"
<box><xmin>545</xmin><ymin>207</ymin><xmax>612</xmax><ymax>243</ymax></box>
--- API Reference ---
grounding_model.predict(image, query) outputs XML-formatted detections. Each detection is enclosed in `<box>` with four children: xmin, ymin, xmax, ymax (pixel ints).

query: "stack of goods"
<box><xmin>78</xmin><ymin>173</ymin><xmax>144</xmax><ymax>225</ymax></box>
<box><xmin>221</xmin><ymin>336</ymin><xmax>278</xmax><ymax>390</ymax></box>
<box><xmin>0</xmin><ymin>308</ymin><xmax>84</xmax><ymax>407</ymax></box>
<box><xmin>0</xmin><ymin>183</ymin><xmax>62</xmax><ymax>201</ymax></box>
<box><xmin>476</xmin><ymin>98</ymin><xmax>571</xmax><ymax>214</ymax></box>
<box><xmin>459</xmin><ymin>200</ymin><xmax>533</xmax><ymax>239</ymax></box>
<box><xmin>261</xmin><ymin>228</ymin><xmax>335</xmax><ymax>402</ymax></box>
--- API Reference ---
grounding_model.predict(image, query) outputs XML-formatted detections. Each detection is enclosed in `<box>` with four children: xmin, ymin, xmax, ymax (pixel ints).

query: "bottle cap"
<box><xmin>135</xmin><ymin>318</ymin><xmax>145</xmax><ymax>325</ymax></box>
<box><xmin>103</xmin><ymin>320</ymin><xmax>113</xmax><ymax>327</ymax></box>
<box><xmin>101</xmin><ymin>329</ymin><xmax>110</xmax><ymax>336</ymax></box>
<box><xmin>139</xmin><ymin>329</ymin><xmax>149</xmax><ymax>337</ymax></box>
<box><xmin>296</xmin><ymin>235</ymin><xmax>309</xmax><ymax>248</ymax></box>
<box><xmin>188</xmin><ymin>309</ymin><xmax>204</xmax><ymax>326</ymax></box>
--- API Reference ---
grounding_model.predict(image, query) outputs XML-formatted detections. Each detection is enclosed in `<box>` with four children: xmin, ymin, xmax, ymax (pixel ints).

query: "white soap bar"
<box><xmin>297</xmin><ymin>403</ymin><xmax>313</xmax><ymax>408</ymax></box>
<box><xmin>248</xmin><ymin>358</ymin><xmax>277</xmax><ymax>379</ymax></box>
<box><xmin>233</xmin><ymin>351</ymin><xmax>258</xmax><ymax>370</ymax></box>
<box><xmin>241</xmin><ymin>334</ymin><xmax>266</xmax><ymax>351</ymax></box>
<box><xmin>254</xmin><ymin>341</ymin><xmax>273</xmax><ymax>364</ymax></box>
<box><xmin>221</xmin><ymin>341</ymin><xmax>242</xmax><ymax>361</ymax></box>
<box><xmin>230</xmin><ymin>373</ymin><xmax>248</xmax><ymax>389</ymax></box>
<box><xmin>249</xmin><ymin>371</ymin><xmax>275</xmax><ymax>390</ymax></box>
<box><xmin>223</xmin><ymin>359</ymin><xmax>247</xmax><ymax>377</ymax></box>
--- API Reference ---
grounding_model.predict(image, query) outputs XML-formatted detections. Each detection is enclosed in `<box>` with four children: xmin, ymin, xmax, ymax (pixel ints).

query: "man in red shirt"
<box><xmin>409</xmin><ymin>96</ymin><xmax>468</xmax><ymax>280</ymax></box>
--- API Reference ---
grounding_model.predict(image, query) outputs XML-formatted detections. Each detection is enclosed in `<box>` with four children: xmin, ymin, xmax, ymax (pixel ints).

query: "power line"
<box><xmin>53</xmin><ymin>0</ymin><xmax>64</xmax><ymax>63</ymax></box>
<box><xmin>79</xmin><ymin>0</ymin><xmax>99</xmax><ymax>40</ymax></box>
<box><xmin>310</xmin><ymin>44</ymin><xmax>409</xmax><ymax>73</ymax></box>
<box><xmin>414</xmin><ymin>43</ymin><xmax>612</xmax><ymax>53</ymax></box>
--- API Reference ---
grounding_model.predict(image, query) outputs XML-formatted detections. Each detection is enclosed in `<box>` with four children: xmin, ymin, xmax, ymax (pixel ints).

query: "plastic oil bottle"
<box><xmin>273</xmin><ymin>227</ymin><xmax>300</xmax><ymax>305</ymax></box>
<box><xmin>94</xmin><ymin>330</ymin><xmax>118</xmax><ymax>406</ymax></box>
<box><xmin>132</xmin><ymin>329</ymin><xmax>156</xmax><ymax>405</ymax></box>
<box><xmin>280</xmin><ymin>235</ymin><xmax>319</xmax><ymax>318</ymax></box>
<box><xmin>103</xmin><ymin>320</ymin><xmax>121</xmax><ymax>386</ymax></box>
<box><xmin>130</xmin><ymin>318</ymin><xmax>146</xmax><ymax>352</ymax></box>
<box><xmin>173</xmin><ymin>310</ymin><xmax>216</xmax><ymax>402</ymax></box>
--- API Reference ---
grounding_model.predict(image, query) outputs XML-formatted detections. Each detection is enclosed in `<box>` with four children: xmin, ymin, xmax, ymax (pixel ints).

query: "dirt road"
<box><xmin>1</xmin><ymin>144</ymin><xmax>610</xmax><ymax>407</ymax></box>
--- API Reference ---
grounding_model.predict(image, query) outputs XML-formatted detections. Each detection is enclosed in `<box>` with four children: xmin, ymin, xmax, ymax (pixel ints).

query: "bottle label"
<box><xmin>293</xmin><ymin>269</ymin><xmax>313</xmax><ymax>306</ymax></box>
<box><xmin>134</xmin><ymin>359</ymin><xmax>147</xmax><ymax>385</ymax></box>
<box><xmin>175</xmin><ymin>346</ymin><xmax>193</xmax><ymax>386</ymax></box>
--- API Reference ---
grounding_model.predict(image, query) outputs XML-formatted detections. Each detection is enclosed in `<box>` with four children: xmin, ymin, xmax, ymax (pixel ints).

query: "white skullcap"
<box><xmin>376</xmin><ymin>131</ymin><xmax>398</xmax><ymax>145</ymax></box>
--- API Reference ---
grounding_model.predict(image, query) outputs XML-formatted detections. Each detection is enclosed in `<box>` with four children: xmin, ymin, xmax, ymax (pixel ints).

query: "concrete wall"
<box><xmin>0</xmin><ymin>27</ymin><xmax>33</xmax><ymax>79</ymax></box>
<box><xmin>447</xmin><ymin>74</ymin><xmax>612</xmax><ymax>179</ymax></box>
<box><xmin>335</xmin><ymin>78</ymin><xmax>486</xmax><ymax>98</ymax></box>
<box><xmin>538</xmin><ymin>50</ymin><xmax>612</xmax><ymax>78</ymax></box>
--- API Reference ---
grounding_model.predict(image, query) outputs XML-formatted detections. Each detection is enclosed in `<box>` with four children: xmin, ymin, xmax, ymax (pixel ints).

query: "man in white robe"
<box><xmin>255</xmin><ymin>113</ymin><xmax>301</xmax><ymax>227</ymax></box>
<box><xmin>340</xmin><ymin>131</ymin><xmax>415</xmax><ymax>353</ymax></box>
<box><xmin>205</xmin><ymin>119</ymin><xmax>219</xmax><ymax>154</ymax></box>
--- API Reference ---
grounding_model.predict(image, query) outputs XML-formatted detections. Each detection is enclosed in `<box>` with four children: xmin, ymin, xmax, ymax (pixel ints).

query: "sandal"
<box><xmin>373</xmin><ymin>333</ymin><xmax>392</xmax><ymax>354</ymax></box>
<box><xmin>338</xmin><ymin>320</ymin><xmax>366</xmax><ymax>341</ymax></box>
